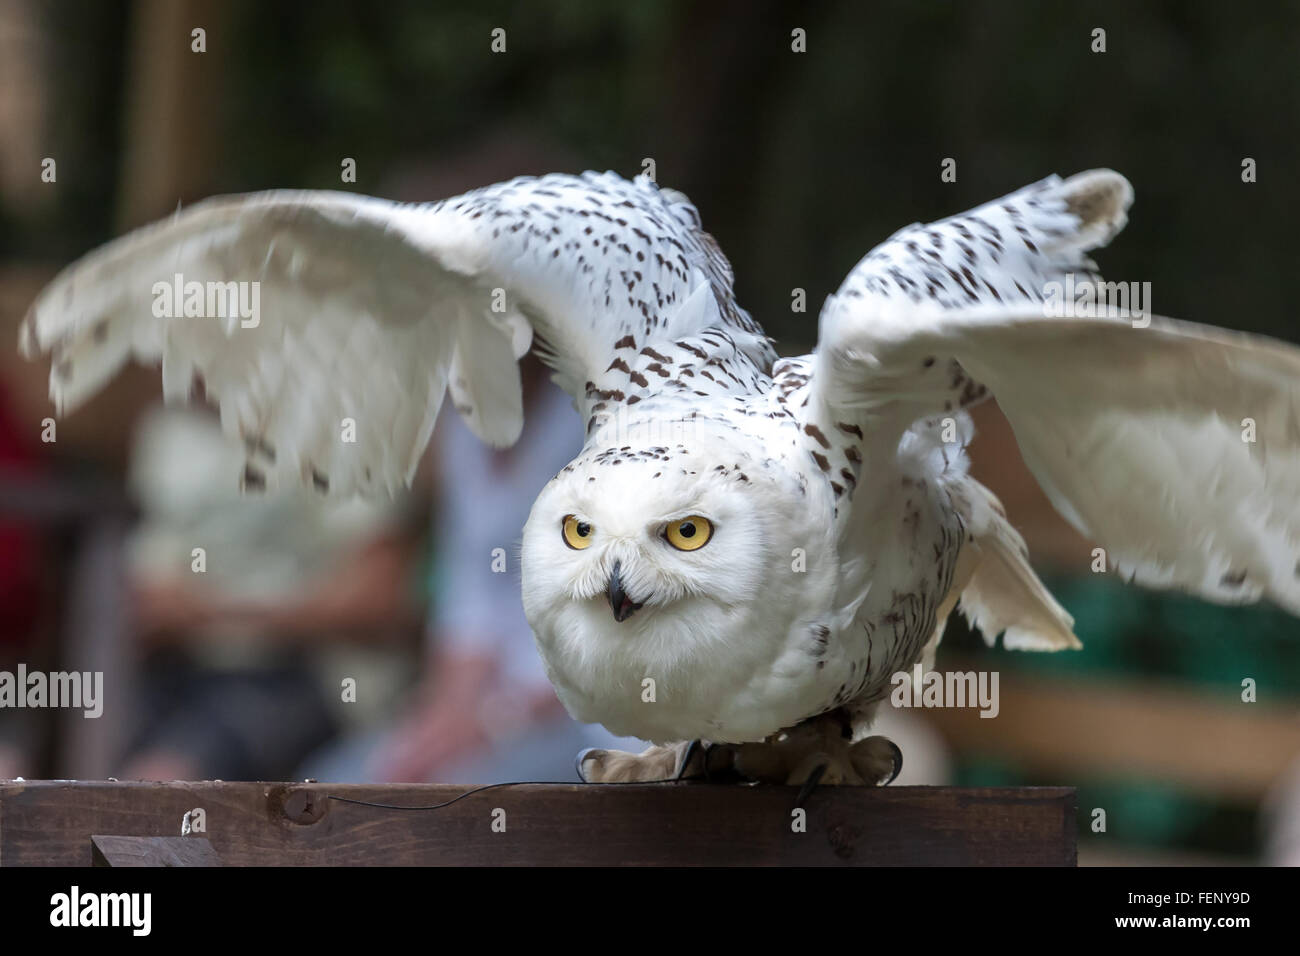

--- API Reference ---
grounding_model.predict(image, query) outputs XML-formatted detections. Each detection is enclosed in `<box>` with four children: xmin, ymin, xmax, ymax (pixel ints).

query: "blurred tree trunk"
<box><xmin>116</xmin><ymin>0</ymin><xmax>229</xmax><ymax>228</ymax></box>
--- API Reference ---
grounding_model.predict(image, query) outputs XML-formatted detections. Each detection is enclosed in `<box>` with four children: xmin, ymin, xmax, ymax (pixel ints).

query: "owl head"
<box><xmin>519</xmin><ymin>427</ymin><xmax>829</xmax><ymax>738</ymax></box>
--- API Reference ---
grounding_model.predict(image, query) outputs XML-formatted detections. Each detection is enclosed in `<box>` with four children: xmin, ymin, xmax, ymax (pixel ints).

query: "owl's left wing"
<box><xmin>812</xmin><ymin>171</ymin><xmax>1300</xmax><ymax>616</ymax></box>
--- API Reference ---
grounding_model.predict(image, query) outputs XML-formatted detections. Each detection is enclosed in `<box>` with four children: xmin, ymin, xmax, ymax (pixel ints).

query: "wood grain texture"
<box><xmin>91</xmin><ymin>834</ymin><xmax>222</xmax><ymax>867</ymax></box>
<box><xmin>0</xmin><ymin>781</ymin><xmax>1075</xmax><ymax>866</ymax></box>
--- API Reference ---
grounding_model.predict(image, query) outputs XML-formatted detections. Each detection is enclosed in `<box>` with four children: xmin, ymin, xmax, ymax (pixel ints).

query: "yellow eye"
<box><xmin>664</xmin><ymin>516</ymin><xmax>713</xmax><ymax>551</ymax></box>
<box><xmin>562</xmin><ymin>515</ymin><xmax>594</xmax><ymax>550</ymax></box>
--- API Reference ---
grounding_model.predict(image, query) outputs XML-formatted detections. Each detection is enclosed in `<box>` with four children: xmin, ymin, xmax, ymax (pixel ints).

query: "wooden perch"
<box><xmin>0</xmin><ymin>780</ymin><xmax>1075</xmax><ymax>866</ymax></box>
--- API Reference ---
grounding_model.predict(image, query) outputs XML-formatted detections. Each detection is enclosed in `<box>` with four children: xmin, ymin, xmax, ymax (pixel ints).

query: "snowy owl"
<box><xmin>20</xmin><ymin>169</ymin><xmax>1300</xmax><ymax>786</ymax></box>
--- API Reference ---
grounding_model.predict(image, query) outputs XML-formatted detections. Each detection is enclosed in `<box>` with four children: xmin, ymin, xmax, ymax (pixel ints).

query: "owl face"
<box><xmin>519</xmin><ymin>437</ymin><xmax>795</xmax><ymax>696</ymax></box>
<box><xmin>522</xmin><ymin>446</ymin><xmax>772</xmax><ymax>629</ymax></box>
<box><xmin>520</xmin><ymin>432</ymin><xmax>835</xmax><ymax>740</ymax></box>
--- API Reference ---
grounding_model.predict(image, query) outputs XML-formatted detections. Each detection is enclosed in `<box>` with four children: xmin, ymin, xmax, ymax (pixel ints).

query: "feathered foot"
<box><xmin>576</xmin><ymin>739</ymin><xmax>716</xmax><ymax>783</ymax></box>
<box><xmin>574</xmin><ymin>714</ymin><xmax>902</xmax><ymax>790</ymax></box>
<box><xmin>731</xmin><ymin>713</ymin><xmax>903</xmax><ymax>788</ymax></box>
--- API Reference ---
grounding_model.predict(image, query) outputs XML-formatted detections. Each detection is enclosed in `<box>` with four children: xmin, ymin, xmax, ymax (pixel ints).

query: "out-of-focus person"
<box><xmin>121</xmin><ymin>405</ymin><xmax>422</xmax><ymax>781</ymax></box>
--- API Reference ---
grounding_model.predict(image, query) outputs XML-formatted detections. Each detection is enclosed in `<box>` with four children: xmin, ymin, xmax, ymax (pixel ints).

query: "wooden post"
<box><xmin>0</xmin><ymin>780</ymin><xmax>1075</xmax><ymax>866</ymax></box>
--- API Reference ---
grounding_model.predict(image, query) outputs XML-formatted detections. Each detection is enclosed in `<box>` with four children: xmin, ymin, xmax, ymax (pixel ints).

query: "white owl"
<box><xmin>20</xmin><ymin>170</ymin><xmax>1300</xmax><ymax>786</ymax></box>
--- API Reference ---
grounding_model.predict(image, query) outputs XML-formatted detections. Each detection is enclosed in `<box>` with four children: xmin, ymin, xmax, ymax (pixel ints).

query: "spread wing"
<box><xmin>20</xmin><ymin>171</ymin><xmax>760</xmax><ymax>495</ymax></box>
<box><xmin>814</xmin><ymin>170</ymin><xmax>1300</xmax><ymax>615</ymax></box>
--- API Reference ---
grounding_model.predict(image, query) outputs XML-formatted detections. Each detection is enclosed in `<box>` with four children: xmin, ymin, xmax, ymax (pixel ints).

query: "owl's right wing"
<box><xmin>811</xmin><ymin>170</ymin><xmax>1300</xmax><ymax>617</ymax></box>
<box><xmin>20</xmin><ymin>172</ymin><xmax>763</xmax><ymax>495</ymax></box>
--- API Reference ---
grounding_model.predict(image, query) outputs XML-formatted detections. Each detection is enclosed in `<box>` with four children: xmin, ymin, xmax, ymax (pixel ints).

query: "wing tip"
<box><xmin>17</xmin><ymin>314</ymin><xmax>37</xmax><ymax>359</ymax></box>
<box><xmin>1059</xmin><ymin>168</ymin><xmax>1134</xmax><ymax>245</ymax></box>
<box><xmin>17</xmin><ymin>295</ymin><xmax>47</xmax><ymax>359</ymax></box>
<box><xmin>1001</xmin><ymin>626</ymin><xmax>1083</xmax><ymax>652</ymax></box>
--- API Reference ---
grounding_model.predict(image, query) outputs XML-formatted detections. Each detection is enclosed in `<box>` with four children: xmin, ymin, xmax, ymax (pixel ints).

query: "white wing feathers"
<box><xmin>831</xmin><ymin>168</ymin><xmax>1131</xmax><ymax>315</ymax></box>
<box><xmin>952</xmin><ymin>315</ymin><xmax>1300</xmax><ymax>615</ymax></box>
<box><xmin>949</xmin><ymin>477</ymin><xmax>1081</xmax><ymax>651</ymax></box>
<box><xmin>815</xmin><ymin>169</ymin><xmax>1133</xmax><ymax>412</ymax></box>
<box><xmin>817</xmin><ymin>169</ymin><xmax>1300</xmax><ymax>618</ymax></box>
<box><xmin>20</xmin><ymin>172</ymin><xmax>751</xmax><ymax>496</ymax></box>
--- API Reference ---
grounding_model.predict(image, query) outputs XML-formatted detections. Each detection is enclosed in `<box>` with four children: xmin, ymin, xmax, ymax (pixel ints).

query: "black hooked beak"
<box><xmin>607</xmin><ymin>561</ymin><xmax>643</xmax><ymax>623</ymax></box>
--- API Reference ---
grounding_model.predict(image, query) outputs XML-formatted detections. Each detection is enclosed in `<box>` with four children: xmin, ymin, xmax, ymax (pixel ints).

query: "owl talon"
<box><xmin>575</xmin><ymin>747</ymin><xmax>600</xmax><ymax>783</ymax></box>
<box><xmin>794</xmin><ymin>761</ymin><xmax>827</xmax><ymax>808</ymax></box>
<box><xmin>883</xmin><ymin>739</ymin><xmax>903</xmax><ymax>785</ymax></box>
<box><xmin>675</xmin><ymin>739</ymin><xmax>702</xmax><ymax>779</ymax></box>
<box><xmin>849</xmin><ymin>734</ymin><xmax>903</xmax><ymax>786</ymax></box>
<box><xmin>574</xmin><ymin>741</ymin><xmax>699</xmax><ymax>783</ymax></box>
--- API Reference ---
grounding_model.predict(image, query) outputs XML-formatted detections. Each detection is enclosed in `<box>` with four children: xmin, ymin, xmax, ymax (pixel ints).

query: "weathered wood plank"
<box><xmin>0</xmin><ymin>781</ymin><xmax>1075</xmax><ymax>866</ymax></box>
<box><xmin>91</xmin><ymin>835</ymin><xmax>222</xmax><ymax>867</ymax></box>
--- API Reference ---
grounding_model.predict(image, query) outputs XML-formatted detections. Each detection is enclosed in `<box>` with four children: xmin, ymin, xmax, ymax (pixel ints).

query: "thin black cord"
<box><xmin>325</xmin><ymin>774</ymin><xmax>710</xmax><ymax>811</ymax></box>
<box><xmin>326</xmin><ymin>740</ymin><xmax>723</xmax><ymax>810</ymax></box>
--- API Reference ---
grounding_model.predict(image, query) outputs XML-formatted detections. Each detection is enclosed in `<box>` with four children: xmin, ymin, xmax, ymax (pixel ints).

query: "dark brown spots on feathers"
<box><xmin>803</xmin><ymin>424</ymin><xmax>830</xmax><ymax>448</ymax></box>
<box><xmin>242</xmin><ymin>465</ymin><xmax>266</xmax><ymax>492</ymax></box>
<box><xmin>835</xmin><ymin>422</ymin><xmax>863</xmax><ymax>439</ymax></box>
<box><xmin>1220</xmin><ymin>569</ymin><xmax>1247</xmax><ymax>587</ymax></box>
<box><xmin>811</xmin><ymin>451</ymin><xmax>830</xmax><ymax>472</ymax></box>
<box><xmin>586</xmin><ymin>384</ymin><xmax>626</xmax><ymax>401</ymax></box>
<box><xmin>311</xmin><ymin>469</ymin><xmax>329</xmax><ymax>493</ymax></box>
